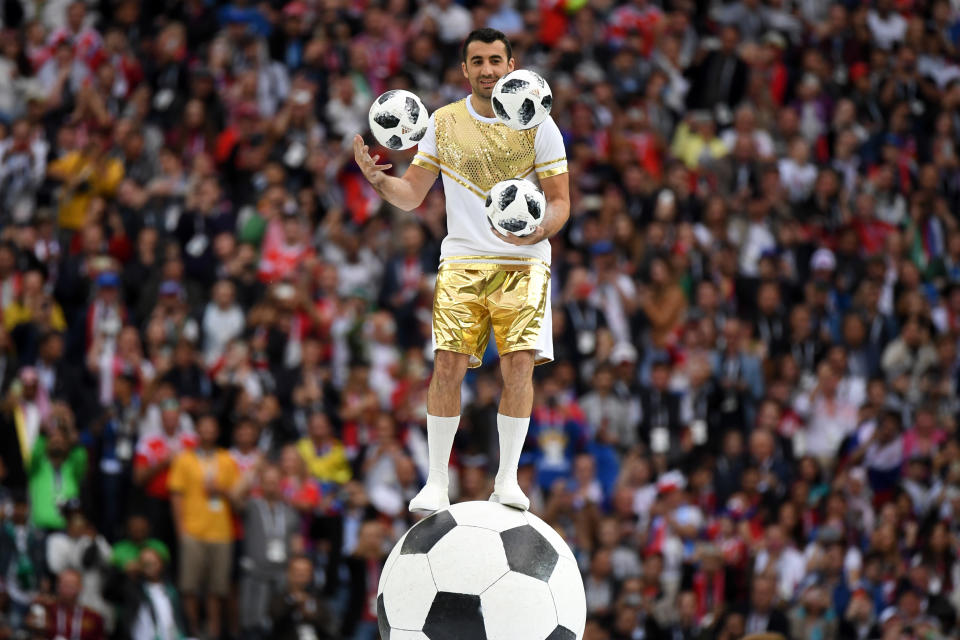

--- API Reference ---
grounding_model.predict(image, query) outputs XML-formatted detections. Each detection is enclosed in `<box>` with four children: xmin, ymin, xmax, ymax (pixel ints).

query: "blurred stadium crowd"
<box><xmin>0</xmin><ymin>0</ymin><xmax>959</xmax><ymax>639</ymax></box>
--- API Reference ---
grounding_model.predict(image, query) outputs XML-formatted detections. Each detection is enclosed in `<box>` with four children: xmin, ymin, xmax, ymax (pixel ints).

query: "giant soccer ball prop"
<box><xmin>491</xmin><ymin>70</ymin><xmax>553</xmax><ymax>131</ymax></box>
<box><xmin>485</xmin><ymin>178</ymin><xmax>546</xmax><ymax>237</ymax></box>
<box><xmin>368</xmin><ymin>90</ymin><xmax>429</xmax><ymax>150</ymax></box>
<box><xmin>377</xmin><ymin>501</ymin><xmax>586</xmax><ymax>640</ymax></box>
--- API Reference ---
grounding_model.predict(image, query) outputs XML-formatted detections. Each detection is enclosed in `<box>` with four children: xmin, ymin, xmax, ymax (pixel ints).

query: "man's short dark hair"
<box><xmin>461</xmin><ymin>28</ymin><xmax>512</xmax><ymax>63</ymax></box>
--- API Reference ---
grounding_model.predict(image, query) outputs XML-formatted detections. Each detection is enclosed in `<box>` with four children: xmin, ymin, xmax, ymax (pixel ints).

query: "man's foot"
<box><xmin>489</xmin><ymin>483</ymin><xmax>530</xmax><ymax>511</ymax></box>
<box><xmin>409</xmin><ymin>482</ymin><xmax>451</xmax><ymax>512</ymax></box>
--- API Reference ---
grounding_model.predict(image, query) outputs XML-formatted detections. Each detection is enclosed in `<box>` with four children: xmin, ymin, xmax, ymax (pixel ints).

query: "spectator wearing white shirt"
<box><xmin>778</xmin><ymin>137</ymin><xmax>818</xmax><ymax>203</ymax></box>
<box><xmin>793</xmin><ymin>361</ymin><xmax>859</xmax><ymax>465</ymax></box>
<box><xmin>201</xmin><ymin>280</ymin><xmax>244</xmax><ymax>367</ymax></box>
<box><xmin>867</xmin><ymin>0</ymin><xmax>907</xmax><ymax>50</ymax></box>
<box><xmin>754</xmin><ymin>523</ymin><xmax>806</xmax><ymax>603</ymax></box>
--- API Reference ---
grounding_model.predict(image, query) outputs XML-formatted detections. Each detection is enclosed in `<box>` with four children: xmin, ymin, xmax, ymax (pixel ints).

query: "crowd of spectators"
<box><xmin>0</xmin><ymin>0</ymin><xmax>959</xmax><ymax>639</ymax></box>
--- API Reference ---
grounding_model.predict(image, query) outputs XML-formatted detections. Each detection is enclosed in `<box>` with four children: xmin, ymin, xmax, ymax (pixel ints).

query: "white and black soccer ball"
<box><xmin>486</xmin><ymin>178</ymin><xmax>546</xmax><ymax>237</ymax></box>
<box><xmin>377</xmin><ymin>501</ymin><xmax>586</xmax><ymax>640</ymax></box>
<box><xmin>368</xmin><ymin>90</ymin><xmax>429</xmax><ymax>151</ymax></box>
<box><xmin>491</xmin><ymin>70</ymin><xmax>553</xmax><ymax>131</ymax></box>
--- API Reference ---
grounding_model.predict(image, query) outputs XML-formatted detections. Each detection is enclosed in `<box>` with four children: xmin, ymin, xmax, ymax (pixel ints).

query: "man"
<box><xmin>353</xmin><ymin>28</ymin><xmax>570</xmax><ymax>512</ymax></box>
<box><xmin>268</xmin><ymin>555</ymin><xmax>336</xmax><ymax>640</ymax></box>
<box><xmin>42</xmin><ymin>569</ymin><xmax>105</xmax><ymax>640</ymax></box>
<box><xmin>743</xmin><ymin>574</ymin><xmax>790</xmax><ymax>636</ymax></box>
<box><xmin>127</xmin><ymin>547</ymin><xmax>189</xmax><ymax>640</ymax></box>
<box><xmin>0</xmin><ymin>491</ymin><xmax>46</xmax><ymax>630</ymax></box>
<box><xmin>167</xmin><ymin>415</ymin><xmax>238</xmax><ymax>640</ymax></box>
<box><xmin>238</xmin><ymin>464</ymin><xmax>300</xmax><ymax>636</ymax></box>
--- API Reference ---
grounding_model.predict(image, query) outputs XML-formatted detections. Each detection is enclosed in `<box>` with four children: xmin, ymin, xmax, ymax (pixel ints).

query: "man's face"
<box><xmin>461</xmin><ymin>40</ymin><xmax>514</xmax><ymax>100</ymax></box>
<box><xmin>288</xmin><ymin>558</ymin><xmax>313</xmax><ymax>590</ymax></box>
<box><xmin>58</xmin><ymin>571</ymin><xmax>82</xmax><ymax>603</ymax></box>
<box><xmin>198</xmin><ymin>418</ymin><xmax>219</xmax><ymax>446</ymax></box>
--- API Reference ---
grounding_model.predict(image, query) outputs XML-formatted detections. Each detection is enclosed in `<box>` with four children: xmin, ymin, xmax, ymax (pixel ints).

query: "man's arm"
<box><xmin>491</xmin><ymin>171</ymin><xmax>570</xmax><ymax>246</ymax></box>
<box><xmin>352</xmin><ymin>134</ymin><xmax>436</xmax><ymax>211</ymax></box>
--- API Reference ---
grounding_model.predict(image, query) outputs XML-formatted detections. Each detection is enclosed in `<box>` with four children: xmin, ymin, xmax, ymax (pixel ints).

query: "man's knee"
<box><xmin>500</xmin><ymin>350</ymin><xmax>535</xmax><ymax>384</ymax></box>
<box><xmin>432</xmin><ymin>350</ymin><xmax>470</xmax><ymax>387</ymax></box>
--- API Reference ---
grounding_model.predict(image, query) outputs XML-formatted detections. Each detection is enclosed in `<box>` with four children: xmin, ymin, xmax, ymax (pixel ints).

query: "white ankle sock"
<box><xmin>424</xmin><ymin>414</ymin><xmax>460</xmax><ymax>487</ymax></box>
<box><xmin>495</xmin><ymin>413</ymin><xmax>529</xmax><ymax>488</ymax></box>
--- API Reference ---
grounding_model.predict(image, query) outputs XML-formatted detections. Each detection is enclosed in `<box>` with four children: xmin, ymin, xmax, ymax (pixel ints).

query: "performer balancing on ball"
<box><xmin>353</xmin><ymin>28</ymin><xmax>569</xmax><ymax>512</ymax></box>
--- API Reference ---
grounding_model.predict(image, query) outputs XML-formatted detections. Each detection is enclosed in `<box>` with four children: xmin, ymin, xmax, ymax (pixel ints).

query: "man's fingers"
<box><xmin>371</xmin><ymin>154</ymin><xmax>380</xmax><ymax>163</ymax></box>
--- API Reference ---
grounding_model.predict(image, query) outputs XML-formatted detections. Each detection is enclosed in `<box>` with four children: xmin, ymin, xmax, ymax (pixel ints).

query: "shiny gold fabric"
<box><xmin>433</xmin><ymin>260</ymin><xmax>550</xmax><ymax>368</ymax></box>
<box><xmin>435</xmin><ymin>100</ymin><xmax>538</xmax><ymax>195</ymax></box>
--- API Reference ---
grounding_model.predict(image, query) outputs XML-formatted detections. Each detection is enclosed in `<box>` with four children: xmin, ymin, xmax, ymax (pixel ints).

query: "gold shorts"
<box><xmin>432</xmin><ymin>257</ymin><xmax>553</xmax><ymax>368</ymax></box>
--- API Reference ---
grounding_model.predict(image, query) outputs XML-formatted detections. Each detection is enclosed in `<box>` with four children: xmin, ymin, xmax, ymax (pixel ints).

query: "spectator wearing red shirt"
<box><xmin>40</xmin><ymin>568</ymin><xmax>105</xmax><ymax>640</ymax></box>
<box><xmin>133</xmin><ymin>396</ymin><xmax>196</xmax><ymax>556</ymax></box>
<box><xmin>258</xmin><ymin>209</ymin><xmax>315</xmax><ymax>284</ymax></box>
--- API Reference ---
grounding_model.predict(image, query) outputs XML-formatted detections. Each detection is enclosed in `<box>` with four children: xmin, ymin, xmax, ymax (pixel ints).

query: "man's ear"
<box><xmin>508</xmin><ymin>58</ymin><xmax>516</xmax><ymax>72</ymax></box>
<box><xmin>462</xmin><ymin>61</ymin><xmax>468</xmax><ymax>80</ymax></box>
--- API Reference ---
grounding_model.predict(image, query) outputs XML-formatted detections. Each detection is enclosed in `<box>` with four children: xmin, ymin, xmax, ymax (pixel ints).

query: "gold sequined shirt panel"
<box><xmin>434</xmin><ymin>99</ymin><xmax>538</xmax><ymax>193</ymax></box>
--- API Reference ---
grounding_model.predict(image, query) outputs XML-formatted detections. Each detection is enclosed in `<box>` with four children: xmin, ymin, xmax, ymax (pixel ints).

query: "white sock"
<box><xmin>495</xmin><ymin>414</ymin><xmax>529</xmax><ymax>489</ymax></box>
<box><xmin>424</xmin><ymin>414</ymin><xmax>460</xmax><ymax>487</ymax></box>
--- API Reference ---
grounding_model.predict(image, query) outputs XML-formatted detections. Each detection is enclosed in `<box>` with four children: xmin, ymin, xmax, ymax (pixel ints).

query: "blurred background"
<box><xmin>0</xmin><ymin>0</ymin><xmax>959</xmax><ymax>639</ymax></box>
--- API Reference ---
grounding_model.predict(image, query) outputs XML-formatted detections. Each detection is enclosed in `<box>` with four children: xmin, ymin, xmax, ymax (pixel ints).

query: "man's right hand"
<box><xmin>353</xmin><ymin>134</ymin><xmax>392</xmax><ymax>187</ymax></box>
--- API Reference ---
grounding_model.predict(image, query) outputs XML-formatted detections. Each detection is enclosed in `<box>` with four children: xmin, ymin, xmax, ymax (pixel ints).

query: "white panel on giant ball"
<box><xmin>368</xmin><ymin>90</ymin><xmax>429</xmax><ymax>150</ymax></box>
<box><xmin>377</xmin><ymin>501</ymin><xmax>586</xmax><ymax>640</ymax></box>
<box><xmin>486</xmin><ymin>179</ymin><xmax>546</xmax><ymax>237</ymax></box>
<box><xmin>491</xmin><ymin>69</ymin><xmax>553</xmax><ymax>131</ymax></box>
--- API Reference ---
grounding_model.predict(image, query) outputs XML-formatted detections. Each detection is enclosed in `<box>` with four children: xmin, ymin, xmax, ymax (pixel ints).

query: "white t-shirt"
<box><xmin>412</xmin><ymin>97</ymin><xmax>567</xmax><ymax>265</ymax></box>
<box><xmin>867</xmin><ymin>10</ymin><xmax>907</xmax><ymax>50</ymax></box>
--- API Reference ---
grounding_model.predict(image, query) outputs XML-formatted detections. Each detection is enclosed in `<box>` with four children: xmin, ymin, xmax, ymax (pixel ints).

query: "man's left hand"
<box><xmin>490</xmin><ymin>224</ymin><xmax>547</xmax><ymax>245</ymax></box>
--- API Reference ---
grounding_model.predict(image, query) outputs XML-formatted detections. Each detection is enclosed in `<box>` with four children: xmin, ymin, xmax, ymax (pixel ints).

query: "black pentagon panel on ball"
<box><xmin>499</xmin><ymin>219</ymin><xmax>528</xmax><ymax>233</ymax></box>
<box><xmin>498</xmin><ymin>184</ymin><xmax>518</xmax><ymax>210</ymax></box>
<box><xmin>525</xmin><ymin>194</ymin><xmax>542</xmax><ymax>220</ymax></box>
<box><xmin>485</xmin><ymin>194</ymin><xmax>493</xmax><ymax>207</ymax></box>
<box><xmin>377</xmin><ymin>594</ymin><xmax>390</xmax><ymax>640</ymax></box>
<box><xmin>386</xmin><ymin>135</ymin><xmax>403</xmax><ymax>150</ymax></box>
<box><xmin>518</xmin><ymin>99</ymin><xmax>535</xmax><ymax>126</ymax></box>
<box><xmin>423</xmin><ymin>593</ymin><xmax>486</xmax><ymax>640</ymax></box>
<box><xmin>492</xmin><ymin>97</ymin><xmax>510</xmax><ymax>122</ymax></box>
<box><xmin>405</xmin><ymin>96</ymin><xmax>421</xmax><ymax>122</ymax></box>
<box><xmin>378</xmin><ymin>90</ymin><xmax>397</xmax><ymax>105</ymax></box>
<box><xmin>374</xmin><ymin>112</ymin><xmax>401</xmax><ymax>129</ymax></box>
<box><xmin>400</xmin><ymin>510</ymin><xmax>457</xmax><ymax>555</ymax></box>
<box><xmin>500</xmin><ymin>525</ymin><xmax>559</xmax><ymax>582</ymax></box>
<box><xmin>546</xmin><ymin>625</ymin><xmax>576</xmax><ymax>640</ymax></box>
<box><xmin>501</xmin><ymin>78</ymin><xmax>529</xmax><ymax>94</ymax></box>
<box><xmin>541</xmin><ymin>95</ymin><xmax>553</xmax><ymax>111</ymax></box>
<box><xmin>410</xmin><ymin>127</ymin><xmax>427</xmax><ymax>142</ymax></box>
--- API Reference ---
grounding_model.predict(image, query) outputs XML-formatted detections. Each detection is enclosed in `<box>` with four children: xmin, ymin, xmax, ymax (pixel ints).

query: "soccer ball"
<box><xmin>491</xmin><ymin>70</ymin><xmax>553</xmax><ymax>131</ymax></box>
<box><xmin>377</xmin><ymin>501</ymin><xmax>586</xmax><ymax>640</ymax></box>
<box><xmin>486</xmin><ymin>179</ymin><xmax>546</xmax><ymax>237</ymax></box>
<box><xmin>368</xmin><ymin>90</ymin><xmax>429</xmax><ymax>150</ymax></box>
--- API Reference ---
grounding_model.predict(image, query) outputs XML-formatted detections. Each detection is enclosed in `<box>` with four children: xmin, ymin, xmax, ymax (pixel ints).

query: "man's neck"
<box><xmin>470</xmin><ymin>93</ymin><xmax>495</xmax><ymax>119</ymax></box>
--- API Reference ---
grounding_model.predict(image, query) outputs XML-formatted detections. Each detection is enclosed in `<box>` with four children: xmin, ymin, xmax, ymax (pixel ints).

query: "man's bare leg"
<box><xmin>490</xmin><ymin>350</ymin><xmax>535</xmax><ymax>510</ymax></box>
<box><xmin>409</xmin><ymin>350</ymin><xmax>471</xmax><ymax>512</ymax></box>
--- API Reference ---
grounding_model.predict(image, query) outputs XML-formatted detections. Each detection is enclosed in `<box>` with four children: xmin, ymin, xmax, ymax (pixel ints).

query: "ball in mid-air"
<box><xmin>486</xmin><ymin>178</ymin><xmax>546</xmax><ymax>237</ymax></box>
<box><xmin>377</xmin><ymin>501</ymin><xmax>586</xmax><ymax>640</ymax></box>
<box><xmin>491</xmin><ymin>69</ymin><xmax>553</xmax><ymax>131</ymax></box>
<box><xmin>368</xmin><ymin>90</ymin><xmax>429</xmax><ymax>150</ymax></box>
